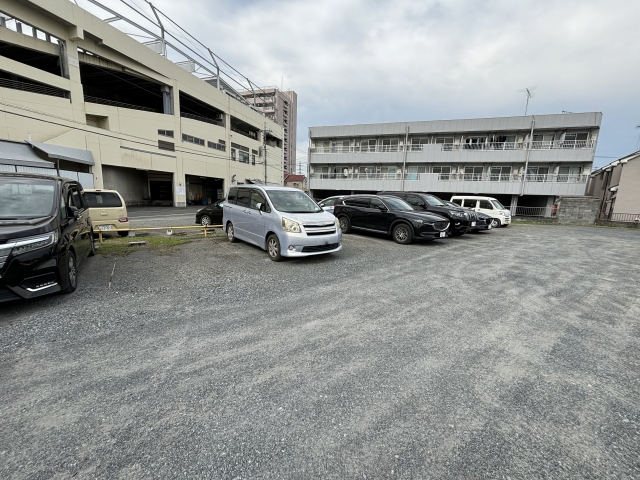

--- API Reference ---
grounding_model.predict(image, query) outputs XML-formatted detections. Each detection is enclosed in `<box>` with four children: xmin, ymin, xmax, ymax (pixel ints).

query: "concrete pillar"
<box><xmin>510</xmin><ymin>194</ymin><xmax>519</xmax><ymax>214</ymax></box>
<box><xmin>161</xmin><ymin>86</ymin><xmax>173</xmax><ymax>115</ymax></box>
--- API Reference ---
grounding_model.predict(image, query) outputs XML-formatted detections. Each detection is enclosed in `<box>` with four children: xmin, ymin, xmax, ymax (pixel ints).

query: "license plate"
<box><xmin>99</xmin><ymin>225</ymin><xmax>113</xmax><ymax>231</ymax></box>
<box><xmin>471</xmin><ymin>221</ymin><xmax>476</xmax><ymax>226</ymax></box>
<box><xmin>439</xmin><ymin>232</ymin><xmax>446</xmax><ymax>237</ymax></box>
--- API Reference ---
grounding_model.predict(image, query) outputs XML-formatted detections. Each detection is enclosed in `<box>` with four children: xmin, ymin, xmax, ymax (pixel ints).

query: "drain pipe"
<box><xmin>520</xmin><ymin>118</ymin><xmax>535</xmax><ymax>196</ymax></box>
<box><xmin>401</xmin><ymin>125</ymin><xmax>409</xmax><ymax>191</ymax></box>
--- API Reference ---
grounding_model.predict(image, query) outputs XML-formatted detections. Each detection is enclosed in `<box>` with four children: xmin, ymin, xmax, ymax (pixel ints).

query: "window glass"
<box><xmin>370</xmin><ymin>198</ymin><xmax>385</xmax><ymax>209</ymax></box>
<box><xmin>321</xmin><ymin>198</ymin><xmax>335</xmax><ymax>207</ymax></box>
<box><xmin>227</xmin><ymin>187</ymin><xmax>237</xmax><ymax>204</ymax></box>
<box><xmin>344</xmin><ymin>197</ymin><xmax>369</xmax><ymax>208</ymax></box>
<box><xmin>0</xmin><ymin>178</ymin><xmax>56</xmax><ymax>218</ymax></box>
<box><xmin>406</xmin><ymin>196</ymin><xmax>424</xmax><ymax>207</ymax></box>
<box><xmin>231</xmin><ymin>149</ymin><xmax>237</xmax><ymax>161</ymax></box>
<box><xmin>266</xmin><ymin>190</ymin><xmax>321</xmax><ymax>213</ymax></box>
<box><xmin>69</xmin><ymin>187</ymin><xmax>84</xmax><ymax>209</ymax></box>
<box><xmin>60</xmin><ymin>194</ymin><xmax>68</xmax><ymax>220</ymax></box>
<box><xmin>236</xmin><ymin>189</ymin><xmax>252</xmax><ymax>208</ymax></box>
<box><xmin>451</xmin><ymin>198</ymin><xmax>462</xmax><ymax>206</ymax></box>
<box><xmin>491</xmin><ymin>199</ymin><xmax>506</xmax><ymax>209</ymax></box>
<box><xmin>239</xmin><ymin>151</ymin><xmax>250</xmax><ymax>164</ymax></box>
<box><xmin>479</xmin><ymin>200</ymin><xmax>493</xmax><ymax>209</ymax></box>
<box><xmin>423</xmin><ymin>195</ymin><xmax>445</xmax><ymax>206</ymax></box>
<box><xmin>382</xmin><ymin>197</ymin><xmax>413</xmax><ymax>211</ymax></box>
<box><xmin>250</xmin><ymin>190</ymin><xmax>267</xmax><ymax>210</ymax></box>
<box><xmin>84</xmin><ymin>192</ymin><xmax>122</xmax><ymax>208</ymax></box>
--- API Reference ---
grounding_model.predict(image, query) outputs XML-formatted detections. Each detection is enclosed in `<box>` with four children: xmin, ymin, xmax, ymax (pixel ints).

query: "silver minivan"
<box><xmin>222</xmin><ymin>185</ymin><xmax>342</xmax><ymax>261</ymax></box>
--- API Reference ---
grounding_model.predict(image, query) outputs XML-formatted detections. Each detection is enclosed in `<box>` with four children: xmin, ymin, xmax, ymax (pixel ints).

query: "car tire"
<box><xmin>338</xmin><ymin>216</ymin><xmax>351</xmax><ymax>233</ymax></box>
<box><xmin>392</xmin><ymin>223</ymin><xmax>413</xmax><ymax>244</ymax></box>
<box><xmin>200</xmin><ymin>215</ymin><xmax>211</xmax><ymax>226</ymax></box>
<box><xmin>62</xmin><ymin>250</ymin><xmax>78</xmax><ymax>294</ymax></box>
<box><xmin>226</xmin><ymin>222</ymin><xmax>237</xmax><ymax>243</ymax></box>
<box><xmin>88</xmin><ymin>231</ymin><xmax>96</xmax><ymax>257</ymax></box>
<box><xmin>266</xmin><ymin>234</ymin><xmax>282</xmax><ymax>261</ymax></box>
<box><xmin>117</xmin><ymin>231</ymin><xmax>129</xmax><ymax>237</ymax></box>
<box><xmin>490</xmin><ymin>218</ymin><xmax>501</xmax><ymax>228</ymax></box>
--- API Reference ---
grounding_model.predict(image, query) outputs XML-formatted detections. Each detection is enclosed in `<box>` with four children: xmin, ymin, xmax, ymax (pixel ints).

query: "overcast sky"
<box><xmin>94</xmin><ymin>0</ymin><xmax>640</xmax><ymax>169</ymax></box>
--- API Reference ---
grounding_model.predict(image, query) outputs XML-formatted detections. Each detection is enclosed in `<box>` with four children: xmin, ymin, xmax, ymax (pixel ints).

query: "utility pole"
<box><xmin>263</xmin><ymin>121</ymin><xmax>267</xmax><ymax>184</ymax></box>
<box><xmin>520</xmin><ymin>118</ymin><xmax>535</xmax><ymax>196</ymax></box>
<box><xmin>401</xmin><ymin>125</ymin><xmax>409</xmax><ymax>191</ymax></box>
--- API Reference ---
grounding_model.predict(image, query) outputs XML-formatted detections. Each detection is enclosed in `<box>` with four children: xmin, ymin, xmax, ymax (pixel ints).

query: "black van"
<box><xmin>0</xmin><ymin>173</ymin><xmax>94</xmax><ymax>303</ymax></box>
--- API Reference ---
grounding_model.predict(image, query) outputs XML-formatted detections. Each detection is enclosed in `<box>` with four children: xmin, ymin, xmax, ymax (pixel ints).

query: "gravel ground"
<box><xmin>1</xmin><ymin>225</ymin><xmax>639</xmax><ymax>479</ymax></box>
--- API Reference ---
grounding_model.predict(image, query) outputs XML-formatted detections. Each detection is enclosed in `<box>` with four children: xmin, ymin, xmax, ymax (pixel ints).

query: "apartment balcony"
<box><xmin>309</xmin><ymin>172</ymin><xmax>589</xmax><ymax>196</ymax></box>
<box><xmin>309</xmin><ymin>141</ymin><xmax>595</xmax><ymax>164</ymax></box>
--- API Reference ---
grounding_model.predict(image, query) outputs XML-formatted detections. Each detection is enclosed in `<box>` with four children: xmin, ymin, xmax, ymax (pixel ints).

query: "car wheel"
<box><xmin>200</xmin><ymin>215</ymin><xmax>211</xmax><ymax>226</ymax></box>
<box><xmin>392</xmin><ymin>223</ymin><xmax>413</xmax><ymax>244</ymax></box>
<box><xmin>226</xmin><ymin>222</ymin><xmax>237</xmax><ymax>242</ymax></box>
<box><xmin>62</xmin><ymin>250</ymin><xmax>78</xmax><ymax>294</ymax></box>
<box><xmin>491</xmin><ymin>218</ymin><xmax>501</xmax><ymax>228</ymax></box>
<box><xmin>117</xmin><ymin>231</ymin><xmax>129</xmax><ymax>237</ymax></box>
<box><xmin>338</xmin><ymin>216</ymin><xmax>351</xmax><ymax>233</ymax></box>
<box><xmin>88</xmin><ymin>231</ymin><xmax>96</xmax><ymax>257</ymax></box>
<box><xmin>267</xmin><ymin>234</ymin><xmax>282</xmax><ymax>261</ymax></box>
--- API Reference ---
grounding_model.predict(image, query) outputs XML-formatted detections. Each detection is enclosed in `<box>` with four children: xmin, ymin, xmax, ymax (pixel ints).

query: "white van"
<box><xmin>449</xmin><ymin>196</ymin><xmax>511</xmax><ymax>227</ymax></box>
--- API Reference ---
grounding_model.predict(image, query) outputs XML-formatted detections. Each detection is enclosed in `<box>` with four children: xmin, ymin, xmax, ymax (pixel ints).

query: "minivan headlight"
<box><xmin>282</xmin><ymin>217</ymin><xmax>302</xmax><ymax>233</ymax></box>
<box><xmin>335</xmin><ymin>217</ymin><xmax>341</xmax><ymax>229</ymax></box>
<box><xmin>12</xmin><ymin>231</ymin><xmax>58</xmax><ymax>255</ymax></box>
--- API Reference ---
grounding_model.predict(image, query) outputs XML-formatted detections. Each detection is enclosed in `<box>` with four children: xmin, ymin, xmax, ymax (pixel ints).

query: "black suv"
<box><xmin>378</xmin><ymin>191</ymin><xmax>477</xmax><ymax>236</ymax></box>
<box><xmin>0</xmin><ymin>173</ymin><xmax>94</xmax><ymax>303</ymax></box>
<box><xmin>334</xmin><ymin>195</ymin><xmax>449</xmax><ymax>244</ymax></box>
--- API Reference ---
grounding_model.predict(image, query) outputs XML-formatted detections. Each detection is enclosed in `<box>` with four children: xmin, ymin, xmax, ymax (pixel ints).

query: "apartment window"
<box><xmin>526</xmin><ymin>166</ymin><xmax>549</xmax><ymax>181</ymax></box>
<box><xmin>406</xmin><ymin>166</ymin><xmax>427</xmax><ymax>180</ymax></box>
<box><xmin>432</xmin><ymin>166</ymin><xmax>451</xmax><ymax>180</ymax></box>
<box><xmin>464</xmin><ymin>137</ymin><xmax>485</xmax><ymax>149</ymax></box>
<box><xmin>436</xmin><ymin>137</ymin><xmax>454</xmax><ymax>151</ymax></box>
<box><xmin>490</xmin><ymin>166</ymin><xmax>512</xmax><ymax>181</ymax></box>
<box><xmin>251</xmin><ymin>150</ymin><xmax>257</xmax><ymax>165</ymax></box>
<box><xmin>158</xmin><ymin>140</ymin><xmax>175</xmax><ymax>151</ymax></box>
<box><xmin>381</xmin><ymin>138</ymin><xmax>399</xmax><ymax>152</ymax></box>
<box><xmin>464</xmin><ymin>166</ymin><xmax>483</xmax><ymax>180</ymax></box>
<box><xmin>158</xmin><ymin>129</ymin><xmax>174</xmax><ymax>138</ymax></box>
<box><xmin>231</xmin><ymin>148</ymin><xmax>236</xmax><ymax>161</ymax></box>
<box><xmin>207</xmin><ymin>141</ymin><xmax>226</xmax><ymax>151</ymax></box>
<box><xmin>558</xmin><ymin>166</ymin><xmax>582</xmax><ymax>182</ymax></box>
<box><xmin>410</xmin><ymin>138</ymin><xmax>428</xmax><ymax>151</ymax></box>
<box><xmin>563</xmin><ymin>132</ymin><xmax>589</xmax><ymax>148</ymax></box>
<box><xmin>359</xmin><ymin>139</ymin><xmax>376</xmax><ymax>153</ymax></box>
<box><xmin>239</xmin><ymin>151</ymin><xmax>250</xmax><ymax>164</ymax></box>
<box><xmin>182</xmin><ymin>134</ymin><xmax>204</xmax><ymax>146</ymax></box>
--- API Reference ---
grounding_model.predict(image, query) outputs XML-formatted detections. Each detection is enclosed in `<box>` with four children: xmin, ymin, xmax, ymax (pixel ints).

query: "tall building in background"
<box><xmin>241</xmin><ymin>88</ymin><xmax>297</xmax><ymax>176</ymax></box>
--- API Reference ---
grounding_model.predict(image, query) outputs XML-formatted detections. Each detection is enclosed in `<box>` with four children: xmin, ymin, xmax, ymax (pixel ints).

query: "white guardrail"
<box><xmin>310</xmin><ymin>139</ymin><xmax>595</xmax><ymax>154</ymax></box>
<box><xmin>309</xmin><ymin>173</ymin><xmax>589</xmax><ymax>183</ymax></box>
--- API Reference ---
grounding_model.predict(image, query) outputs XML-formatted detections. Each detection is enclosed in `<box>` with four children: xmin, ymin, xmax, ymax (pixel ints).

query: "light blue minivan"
<box><xmin>222</xmin><ymin>185</ymin><xmax>342</xmax><ymax>261</ymax></box>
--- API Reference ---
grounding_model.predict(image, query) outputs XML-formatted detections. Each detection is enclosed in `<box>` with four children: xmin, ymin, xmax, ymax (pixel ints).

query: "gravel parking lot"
<box><xmin>1</xmin><ymin>225</ymin><xmax>639</xmax><ymax>479</ymax></box>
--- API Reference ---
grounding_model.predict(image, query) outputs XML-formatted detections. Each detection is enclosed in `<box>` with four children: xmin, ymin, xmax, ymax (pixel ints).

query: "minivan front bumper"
<box><xmin>0</xmin><ymin>245</ymin><xmax>65</xmax><ymax>302</ymax></box>
<box><xmin>278</xmin><ymin>230</ymin><xmax>342</xmax><ymax>257</ymax></box>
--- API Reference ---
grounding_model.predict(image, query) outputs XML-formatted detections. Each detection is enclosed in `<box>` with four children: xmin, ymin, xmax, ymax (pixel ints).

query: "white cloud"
<box><xmin>101</xmin><ymin>0</ymin><xmax>640</xmax><ymax>166</ymax></box>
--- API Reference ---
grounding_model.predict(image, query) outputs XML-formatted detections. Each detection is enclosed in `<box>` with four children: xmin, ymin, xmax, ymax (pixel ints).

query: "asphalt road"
<box><xmin>127</xmin><ymin>206</ymin><xmax>204</xmax><ymax>229</ymax></box>
<box><xmin>1</xmin><ymin>225</ymin><xmax>639</xmax><ymax>479</ymax></box>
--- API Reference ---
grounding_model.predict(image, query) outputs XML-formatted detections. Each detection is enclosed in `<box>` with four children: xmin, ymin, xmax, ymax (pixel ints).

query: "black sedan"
<box><xmin>195</xmin><ymin>199</ymin><xmax>224</xmax><ymax>226</ymax></box>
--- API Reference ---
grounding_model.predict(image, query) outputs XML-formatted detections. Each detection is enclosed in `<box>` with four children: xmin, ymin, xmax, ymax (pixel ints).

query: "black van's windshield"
<box><xmin>266</xmin><ymin>190</ymin><xmax>322</xmax><ymax>213</ymax></box>
<box><xmin>0</xmin><ymin>178</ymin><xmax>56</xmax><ymax>219</ymax></box>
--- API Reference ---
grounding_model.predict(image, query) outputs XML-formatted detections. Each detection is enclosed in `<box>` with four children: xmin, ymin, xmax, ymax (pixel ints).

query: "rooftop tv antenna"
<box><xmin>518</xmin><ymin>86</ymin><xmax>537</xmax><ymax>115</ymax></box>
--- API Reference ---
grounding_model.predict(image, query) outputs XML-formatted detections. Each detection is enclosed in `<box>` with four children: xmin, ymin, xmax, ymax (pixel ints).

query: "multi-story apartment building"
<box><xmin>240</xmin><ymin>87</ymin><xmax>297</xmax><ymax>176</ymax></box>
<box><xmin>0</xmin><ymin>0</ymin><xmax>283</xmax><ymax>207</ymax></box>
<box><xmin>308</xmin><ymin>112</ymin><xmax>602</xmax><ymax>213</ymax></box>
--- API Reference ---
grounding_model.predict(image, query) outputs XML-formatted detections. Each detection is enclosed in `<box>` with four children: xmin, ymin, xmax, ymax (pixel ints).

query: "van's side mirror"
<box><xmin>68</xmin><ymin>205</ymin><xmax>79</xmax><ymax>219</ymax></box>
<box><xmin>378</xmin><ymin>205</ymin><xmax>388</xmax><ymax>212</ymax></box>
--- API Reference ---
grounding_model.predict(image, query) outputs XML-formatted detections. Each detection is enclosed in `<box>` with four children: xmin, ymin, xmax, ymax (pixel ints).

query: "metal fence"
<box><xmin>513</xmin><ymin>206</ymin><xmax>557</xmax><ymax>218</ymax></box>
<box><xmin>0</xmin><ymin>77</ymin><xmax>68</xmax><ymax>98</ymax></box>
<box><xmin>605</xmin><ymin>213</ymin><xmax>640</xmax><ymax>222</ymax></box>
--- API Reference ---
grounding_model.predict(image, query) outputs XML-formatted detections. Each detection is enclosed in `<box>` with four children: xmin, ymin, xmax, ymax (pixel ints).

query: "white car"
<box><xmin>449</xmin><ymin>195</ymin><xmax>511</xmax><ymax>227</ymax></box>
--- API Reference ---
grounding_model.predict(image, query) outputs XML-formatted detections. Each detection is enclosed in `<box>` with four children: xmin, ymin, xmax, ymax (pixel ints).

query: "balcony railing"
<box><xmin>231</xmin><ymin>126</ymin><xmax>258</xmax><ymax>140</ymax></box>
<box><xmin>309</xmin><ymin>172</ymin><xmax>589</xmax><ymax>183</ymax></box>
<box><xmin>181</xmin><ymin>111</ymin><xmax>223</xmax><ymax>127</ymax></box>
<box><xmin>309</xmin><ymin>139</ymin><xmax>595</xmax><ymax>154</ymax></box>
